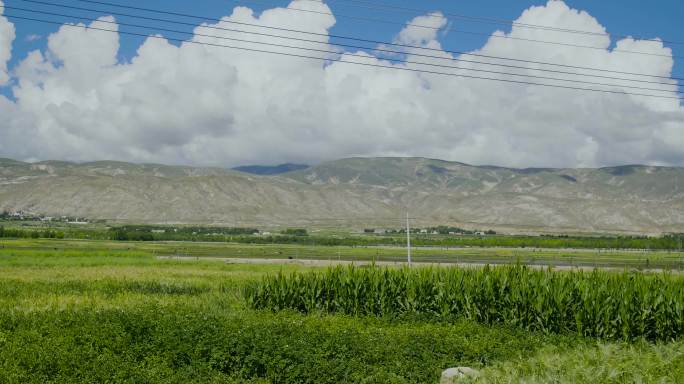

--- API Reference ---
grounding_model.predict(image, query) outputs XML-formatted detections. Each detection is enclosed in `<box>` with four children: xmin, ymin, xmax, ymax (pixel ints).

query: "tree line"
<box><xmin>1</xmin><ymin>224</ymin><xmax>682</xmax><ymax>251</ymax></box>
<box><xmin>0</xmin><ymin>226</ymin><xmax>65</xmax><ymax>239</ymax></box>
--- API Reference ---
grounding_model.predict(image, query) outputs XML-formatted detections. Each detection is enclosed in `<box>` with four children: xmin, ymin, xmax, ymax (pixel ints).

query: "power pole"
<box><xmin>679</xmin><ymin>235</ymin><xmax>683</xmax><ymax>271</ymax></box>
<box><xmin>677</xmin><ymin>233</ymin><xmax>682</xmax><ymax>271</ymax></box>
<box><xmin>406</xmin><ymin>211</ymin><xmax>412</xmax><ymax>267</ymax></box>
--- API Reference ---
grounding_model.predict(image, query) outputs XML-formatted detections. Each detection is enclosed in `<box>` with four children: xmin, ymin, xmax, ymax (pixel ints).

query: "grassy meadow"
<box><xmin>2</xmin><ymin>237</ymin><xmax>683</xmax><ymax>269</ymax></box>
<box><xmin>0</xmin><ymin>239</ymin><xmax>683</xmax><ymax>383</ymax></box>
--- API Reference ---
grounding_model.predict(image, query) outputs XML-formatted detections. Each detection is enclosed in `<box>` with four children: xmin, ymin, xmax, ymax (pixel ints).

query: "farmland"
<box><xmin>0</xmin><ymin>238</ymin><xmax>683</xmax><ymax>383</ymax></box>
<box><xmin>247</xmin><ymin>266</ymin><xmax>684</xmax><ymax>341</ymax></box>
<box><xmin>3</xmin><ymin>220</ymin><xmax>684</xmax><ymax>251</ymax></box>
<box><xmin>2</xmin><ymin>236</ymin><xmax>684</xmax><ymax>270</ymax></box>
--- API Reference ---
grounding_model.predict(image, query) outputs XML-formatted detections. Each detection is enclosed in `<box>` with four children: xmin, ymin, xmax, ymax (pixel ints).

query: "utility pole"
<box><xmin>406</xmin><ymin>211</ymin><xmax>412</xmax><ymax>267</ymax></box>
<box><xmin>679</xmin><ymin>235</ymin><xmax>683</xmax><ymax>271</ymax></box>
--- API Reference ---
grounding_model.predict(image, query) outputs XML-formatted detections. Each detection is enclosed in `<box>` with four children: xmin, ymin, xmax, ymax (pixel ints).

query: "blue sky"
<box><xmin>4</xmin><ymin>0</ymin><xmax>684</xmax><ymax>76</ymax></box>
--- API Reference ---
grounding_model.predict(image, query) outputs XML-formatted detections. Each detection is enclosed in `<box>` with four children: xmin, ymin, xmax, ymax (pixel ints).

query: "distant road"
<box><xmin>157</xmin><ymin>255</ymin><xmax>681</xmax><ymax>273</ymax></box>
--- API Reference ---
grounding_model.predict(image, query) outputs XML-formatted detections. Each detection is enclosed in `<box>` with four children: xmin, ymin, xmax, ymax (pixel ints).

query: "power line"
<box><xmin>40</xmin><ymin>0</ymin><xmax>683</xmax><ymax>81</ymax></box>
<box><xmin>5</xmin><ymin>13</ymin><xmax>682</xmax><ymax>101</ymax></box>
<box><xmin>309</xmin><ymin>0</ymin><xmax>684</xmax><ymax>47</ymax></box>
<box><xmin>10</xmin><ymin>1</ymin><xmax>683</xmax><ymax>87</ymax></box>
<box><xmin>231</xmin><ymin>0</ymin><xmax>682</xmax><ymax>59</ymax></box>
<box><xmin>4</xmin><ymin>6</ymin><xmax>679</xmax><ymax>94</ymax></box>
<box><xmin>221</xmin><ymin>0</ymin><xmax>469</xmax><ymax>33</ymax></box>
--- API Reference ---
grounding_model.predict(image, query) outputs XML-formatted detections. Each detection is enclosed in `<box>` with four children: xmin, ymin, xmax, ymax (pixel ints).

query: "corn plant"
<box><xmin>245</xmin><ymin>265</ymin><xmax>684</xmax><ymax>342</ymax></box>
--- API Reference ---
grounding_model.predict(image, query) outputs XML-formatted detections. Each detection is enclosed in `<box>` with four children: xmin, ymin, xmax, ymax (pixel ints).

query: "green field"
<box><xmin>3</xmin><ymin>220</ymin><xmax>684</xmax><ymax>252</ymax></box>
<box><xmin>0</xmin><ymin>239</ymin><xmax>683</xmax><ymax>383</ymax></box>
<box><xmin>2</xmin><ymin>238</ymin><xmax>683</xmax><ymax>270</ymax></box>
<box><xmin>248</xmin><ymin>266</ymin><xmax>684</xmax><ymax>341</ymax></box>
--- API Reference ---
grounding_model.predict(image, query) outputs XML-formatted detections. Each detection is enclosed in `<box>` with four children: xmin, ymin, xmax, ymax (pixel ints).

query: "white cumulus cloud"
<box><xmin>395</xmin><ymin>12</ymin><xmax>448</xmax><ymax>48</ymax></box>
<box><xmin>0</xmin><ymin>0</ymin><xmax>16</xmax><ymax>85</ymax></box>
<box><xmin>0</xmin><ymin>0</ymin><xmax>681</xmax><ymax>168</ymax></box>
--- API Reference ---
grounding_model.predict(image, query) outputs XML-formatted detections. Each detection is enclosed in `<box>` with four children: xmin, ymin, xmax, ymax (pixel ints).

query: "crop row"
<box><xmin>246</xmin><ymin>265</ymin><xmax>684</xmax><ymax>341</ymax></box>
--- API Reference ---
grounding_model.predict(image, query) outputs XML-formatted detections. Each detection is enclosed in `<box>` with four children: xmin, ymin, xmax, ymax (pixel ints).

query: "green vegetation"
<box><xmin>1</xmin><ymin>238</ymin><xmax>683</xmax><ymax>271</ymax></box>
<box><xmin>0</xmin><ymin>218</ymin><xmax>668</xmax><ymax>246</ymax></box>
<box><xmin>2</xmin><ymin>220</ymin><xmax>683</xmax><ymax>251</ymax></box>
<box><xmin>247</xmin><ymin>266</ymin><xmax>684</xmax><ymax>341</ymax></box>
<box><xmin>224</xmin><ymin>233</ymin><xmax>684</xmax><ymax>253</ymax></box>
<box><xmin>2</xmin><ymin>238</ymin><xmax>683</xmax><ymax>270</ymax></box>
<box><xmin>1</xmin><ymin>306</ymin><xmax>560</xmax><ymax>383</ymax></box>
<box><xmin>232</xmin><ymin>232</ymin><xmax>682</xmax><ymax>251</ymax></box>
<box><xmin>471</xmin><ymin>342</ymin><xmax>684</xmax><ymax>383</ymax></box>
<box><xmin>0</xmin><ymin>226</ymin><xmax>65</xmax><ymax>239</ymax></box>
<box><xmin>0</xmin><ymin>240</ymin><xmax>682</xmax><ymax>382</ymax></box>
<box><xmin>280</xmin><ymin>228</ymin><xmax>308</xmax><ymax>236</ymax></box>
<box><xmin>115</xmin><ymin>225</ymin><xmax>260</xmax><ymax>236</ymax></box>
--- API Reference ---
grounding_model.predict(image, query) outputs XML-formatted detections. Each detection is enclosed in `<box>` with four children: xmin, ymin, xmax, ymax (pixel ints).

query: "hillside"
<box><xmin>1</xmin><ymin>157</ymin><xmax>683</xmax><ymax>233</ymax></box>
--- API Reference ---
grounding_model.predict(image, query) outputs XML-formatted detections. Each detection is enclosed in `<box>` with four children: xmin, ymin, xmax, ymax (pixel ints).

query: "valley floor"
<box><xmin>0</xmin><ymin>239</ymin><xmax>682</xmax><ymax>383</ymax></box>
<box><xmin>3</xmin><ymin>238</ymin><xmax>684</xmax><ymax>270</ymax></box>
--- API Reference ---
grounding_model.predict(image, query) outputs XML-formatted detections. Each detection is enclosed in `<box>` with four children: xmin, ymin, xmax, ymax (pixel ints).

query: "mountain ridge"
<box><xmin>1</xmin><ymin>157</ymin><xmax>682</xmax><ymax>234</ymax></box>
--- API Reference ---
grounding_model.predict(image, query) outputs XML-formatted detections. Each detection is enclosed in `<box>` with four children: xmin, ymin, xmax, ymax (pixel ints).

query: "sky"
<box><xmin>0</xmin><ymin>0</ymin><xmax>683</xmax><ymax>168</ymax></box>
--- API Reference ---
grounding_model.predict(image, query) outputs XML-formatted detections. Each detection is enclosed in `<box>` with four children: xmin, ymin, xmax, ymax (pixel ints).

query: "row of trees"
<box><xmin>114</xmin><ymin>225</ymin><xmax>260</xmax><ymax>236</ymax></box>
<box><xmin>0</xmin><ymin>226</ymin><xmax>65</xmax><ymax>239</ymax></box>
<box><xmin>199</xmin><ymin>233</ymin><xmax>684</xmax><ymax>250</ymax></box>
<box><xmin>108</xmin><ymin>227</ymin><xmax>307</xmax><ymax>242</ymax></box>
<box><xmin>1</xmin><ymin>224</ymin><xmax>682</xmax><ymax>251</ymax></box>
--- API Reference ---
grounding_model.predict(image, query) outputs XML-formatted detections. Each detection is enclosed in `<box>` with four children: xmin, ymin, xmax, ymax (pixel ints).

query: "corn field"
<box><xmin>245</xmin><ymin>265</ymin><xmax>684</xmax><ymax>341</ymax></box>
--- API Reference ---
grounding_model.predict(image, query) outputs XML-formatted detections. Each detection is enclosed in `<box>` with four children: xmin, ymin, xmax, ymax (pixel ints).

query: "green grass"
<box><xmin>0</xmin><ymin>241</ymin><xmax>683</xmax><ymax>383</ymax></box>
<box><xmin>2</xmin><ymin>238</ymin><xmax>683</xmax><ymax>270</ymax></box>
<box><xmin>3</xmin><ymin>220</ymin><xmax>684</xmax><ymax>252</ymax></box>
<box><xmin>469</xmin><ymin>342</ymin><xmax>684</xmax><ymax>383</ymax></box>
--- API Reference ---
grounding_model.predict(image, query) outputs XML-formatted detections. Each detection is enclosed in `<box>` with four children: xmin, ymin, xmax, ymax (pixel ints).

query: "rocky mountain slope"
<box><xmin>1</xmin><ymin>157</ymin><xmax>682</xmax><ymax>233</ymax></box>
